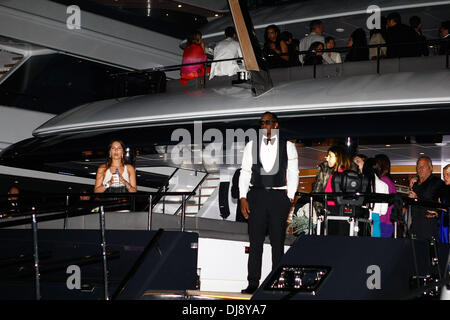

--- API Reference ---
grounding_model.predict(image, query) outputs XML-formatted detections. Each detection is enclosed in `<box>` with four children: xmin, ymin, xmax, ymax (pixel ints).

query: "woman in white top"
<box><xmin>325</xmin><ymin>36</ymin><xmax>342</xmax><ymax>64</ymax></box>
<box><xmin>362</xmin><ymin>158</ymin><xmax>389</xmax><ymax>237</ymax></box>
<box><xmin>94</xmin><ymin>140</ymin><xmax>137</xmax><ymax>193</ymax></box>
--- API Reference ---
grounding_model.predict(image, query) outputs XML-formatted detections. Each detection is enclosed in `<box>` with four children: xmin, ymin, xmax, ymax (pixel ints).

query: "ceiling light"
<box><xmin>178</xmin><ymin>4</ymin><xmax>182</xmax><ymax>8</ymax></box>
<box><xmin>214</xmin><ymin>14</ymin><xmax>219</xmax><ymax>17</ymax></box>
<box><xmin>419</xmin><ymin>152</ymin><xmax>425</xmax><ymax>155</ymax></box>
<box><xmin>385</xmin><ymin>144</ymin><xmax>391</xmax><ymax>147</ymax></box>
<box><xmin>336</xmin><ymin>28</ymin><xmax>345</xmax><ymax>33</ymax></box>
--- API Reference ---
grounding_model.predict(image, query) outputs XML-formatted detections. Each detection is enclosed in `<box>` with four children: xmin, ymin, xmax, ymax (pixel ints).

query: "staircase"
<box><xmin>0</xmin><ymin>50</ymin><xmax>23</xmax><ymax>79</ymax></box>
<box><xmin>185</xmin><ymin>174</ymin><xmax>220</xmax><ymax>215</ymax></box>
<box><xmin>152</xmin><ymin>169</ymin><xmax>220</xmax><ymax>217</ymax></box>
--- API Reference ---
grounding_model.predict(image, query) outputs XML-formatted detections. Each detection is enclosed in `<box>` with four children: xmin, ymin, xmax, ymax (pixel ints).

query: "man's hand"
<box><xmin>409</xmin><ymin>176</ymin><xmax>418</xmax><ymax>189</ymax></box>
<box><xmin>426</xmin><ymin>210</ymin><xmax>439</xmax><ymax>218</ymax></box>
<box><xmin>240</xmin><ymin>198</ymin><xmax>250</xmax><ymax>220</ymax></box>
<box><xmin>408</xmin><ymin>190</ymin><xmax>418</xmax><ymax>199</ymax></box>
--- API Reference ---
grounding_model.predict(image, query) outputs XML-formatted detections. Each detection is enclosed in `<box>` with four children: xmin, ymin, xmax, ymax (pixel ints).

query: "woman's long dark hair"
<box><xmin>346</xmin><ymin>28</ymin><xmax>369</xmax><ymax>61</ymax></box>
<box><xmin>328</xmin><ymin>145</ymin><xmax>352</xmax><ymax>172</ymax></box>
<box><xmin>362</xmin><ymin>157</ymin><xmax>382</xmax><ymax>210</ymax></box>
<box><xmin>187</xmin><ymin>30</ymin><xmax>202</xmax><ymax>46</ymax></box>
<box><xmin>374</xmin><ymin>154</ymin><xmax>392</xmax><ymax>178</ymax></box>
<box><xmin>105</xmin><ymin>140</ymin><xmax>127</xmax><ymax>169</ymax></box>
<box><xmin>303</xmin><ymin>41</ymin><xmax>324</xmax><ymax>65</ymax></box>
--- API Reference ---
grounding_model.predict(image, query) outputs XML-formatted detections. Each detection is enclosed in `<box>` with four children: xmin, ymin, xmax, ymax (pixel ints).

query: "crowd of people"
<box><xmin>294</xmin><ymin>144</ymin><xmax>450</xmax><ymax>244</ymax></box>
<box><xmin>179</xmin><ymin>12</ymin><xmax>450</xmax><ymax>83</ymax></box>
<box><xmin>265</xmin><ymin>13</ymin><xmax>450</xmax><ymax>68</ymax></box>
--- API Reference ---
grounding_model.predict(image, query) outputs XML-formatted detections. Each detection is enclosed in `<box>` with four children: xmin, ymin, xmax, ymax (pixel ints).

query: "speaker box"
<box><xmin>0</xmin><ymin>229</ymin><xmax>198</xmax><ymax>300</ymax></box>
<box><xmin>252</xmin><ymin>235</ymin><xmax>450</xmax><ymax>300</ymax></box>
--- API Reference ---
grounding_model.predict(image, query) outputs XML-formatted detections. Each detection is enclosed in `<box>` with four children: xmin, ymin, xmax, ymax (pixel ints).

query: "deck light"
<box><xmin>265</xmin><ymin>266</ymin><xmax>330</xmax><ymax>292</ymax></box>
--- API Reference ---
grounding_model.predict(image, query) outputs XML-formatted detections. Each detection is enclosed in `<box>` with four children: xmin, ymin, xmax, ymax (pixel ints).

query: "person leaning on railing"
<box><xmin>94</xmin><ymin>140</ymin><xmax>137</xmax><ymax>193</ymax></box>
<box><xmin>374</xmin><ymin>154</ymin><xmax>397</xmax><ymax>238</ymax></box>
<box><xmin>427</xmin><ymin>164</ymin><xmax>450</xmax><ymax>243</ymax></box>
<box><xmin>345</xmin><ymin>28</ymin><xmax>369</xmax><ymax>62</ymax></box>
<box><xmin>362</xmin><ymin>158</ymin><xmax>389</xmax><ymax>237</ymax></box>
<box><xmin>303</xmin><ymin>42</ymin><xmax>326</xmax><ymax>66</ymax></box>
<box><xmin>209</xmin><ymin>26</ymin><xmax>243</xmax><ymax>80</ymax></box>
<box><xmin>179</xmin><ymin>30</ymin><xmax>208</xmax><ymax>85</ymax></box>
<box><xmin>408</xmin><ymin>156</ymin><xmax>444</xmax><ymax>240</ymax></box>
<box><xmin>324</xmin><ymin>36</ymin><xmax>341</xmax><ymax>64</ymax></box>
<box><xmin>321</xmin><ymin>144</ymin><xmax>355</xmax><ymax>235</ymax></box>
<box><xmin>263</xmin><ymin>24</ymin><xmax>290</xmax><ymax>68</ymax></box>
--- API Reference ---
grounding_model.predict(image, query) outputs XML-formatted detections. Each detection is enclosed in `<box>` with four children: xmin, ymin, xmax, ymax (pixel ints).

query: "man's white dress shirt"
<box><xmin>239</xmin><ymin>135</ymin><xmax>299</xmax><ymax>200</ymax></box>
<box><xmin>209</xmin><ymin>38</ymin><xmax>243</xmax><ymax>79</ymax></box>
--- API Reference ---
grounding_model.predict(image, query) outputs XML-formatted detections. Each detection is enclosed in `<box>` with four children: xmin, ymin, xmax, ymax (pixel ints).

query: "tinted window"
<box><xmin>0</xmin><ymin>54</ymin><xmax>128</xmax><ymax>113</ymax></box>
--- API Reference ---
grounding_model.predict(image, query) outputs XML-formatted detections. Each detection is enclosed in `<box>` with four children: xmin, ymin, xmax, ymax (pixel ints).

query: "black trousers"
<box><xmin>246</xmin><ymin>189</ymin><xmax>291</xmax><ymax>287</ymax></box>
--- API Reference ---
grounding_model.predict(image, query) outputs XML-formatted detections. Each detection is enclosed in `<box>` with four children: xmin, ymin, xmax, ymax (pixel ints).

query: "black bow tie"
<box><xmin>264</xmin><ymin>137</ymin><xmax>276</xmax><ymax>145</ymax></box>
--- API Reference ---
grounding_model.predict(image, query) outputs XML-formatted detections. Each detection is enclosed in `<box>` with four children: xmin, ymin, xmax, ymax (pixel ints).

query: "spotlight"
<box><xmin>265</xmin><ymin>266</ymin><xmax>330</xmax><ymax>293</ymax></box>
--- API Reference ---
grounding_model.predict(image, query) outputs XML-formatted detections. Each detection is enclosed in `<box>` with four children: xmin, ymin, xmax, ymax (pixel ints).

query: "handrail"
<box><xmin>296</xmin><ymin>191</ymin><xmax>449</xmax><ymax>238</ymax></box>
<box><xmin>143</xmin><ymin>167</ymin><xmax>179</xmax><ymax>212</ymax></box>
<box><xmin>113</xmin><ymin>37</ymin><xmax>449</xmax><ymax>76</ymax></box>
<box><xmin>0</xmin><ymin>191</ymin><xmax>195</xmax><ymax>228</ymax></box>
<box><xmin>110</xmin><ymin>57</ymin><xmax>244</xmax><ymax>77</ymax></box>
<box><xmin>297</xmin><ymin>191</ymin><xmax>448</xmax><ymax>209</ymax></box>
<box><xmin>0</xmin><ymin>191</ymin><xmax>195</xmax><ymax>300</ymax></box>
<box><xmin>173</xmin><ymin>172</ymin><xmax>209</xmax><ymax>217</ymax></box>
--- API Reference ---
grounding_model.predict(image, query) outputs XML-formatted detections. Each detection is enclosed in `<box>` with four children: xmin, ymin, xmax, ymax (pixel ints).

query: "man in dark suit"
<box><xmin>409</xmin><ymin>16</ymin><xmax>429</xmax><ymax>57</ymax></box>
<box><xmin>239</xmin><ymin>112</ymin><xmax>299</xmax><ymax>294</ymax></box>
<box><xmin>385</xmin><ymin>12</ymin><xmax>420</xmax><ymax>58</ymax></box>
<box><xmin>408</xmin><ymin>156</ymin><xmax>444</xmax><ymax>240</ymax></box>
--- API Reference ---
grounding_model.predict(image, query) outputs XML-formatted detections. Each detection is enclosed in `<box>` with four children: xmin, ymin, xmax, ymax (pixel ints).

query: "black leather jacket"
<box><xmin>311</xmin><ymin>161</ymin><xmax>358</xmax><ymax>213</ymax></box>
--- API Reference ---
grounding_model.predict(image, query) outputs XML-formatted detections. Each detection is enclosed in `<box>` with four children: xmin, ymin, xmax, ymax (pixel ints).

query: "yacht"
<box><xmin>0</xmin><ymin>0</ymin><xmax>449</xmax><ymax>300</ymax></box>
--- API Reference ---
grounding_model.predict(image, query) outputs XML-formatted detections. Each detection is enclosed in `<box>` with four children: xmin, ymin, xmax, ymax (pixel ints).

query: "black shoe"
<box><xmin>241</xmin><ymin>285</ymin><xmax>258</xmax><ymax>294</ymax></box>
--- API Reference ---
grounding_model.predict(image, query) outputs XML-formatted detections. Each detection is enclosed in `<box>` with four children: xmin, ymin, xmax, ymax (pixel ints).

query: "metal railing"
<box><xmin>296</xmin><ymin>191</ymin><xmax>449</xmax><ymax>238</ymax></box>
<box><xmin>109</xmin><ymin>37</ymin><xmax>449</xmax><ymax>92</ymax></box>
<box><xmin>173</xmin><ymin>172</ymin><xmax>209</xmax><ymax>218</ymax></box>
<box><xmin>291</xmin><ymin>37</ymin><xmax>450</xmax><ymax>78</ymax></box>
<box><xmin>0</xmin><ymin>191</ymin><xmax>195</xmax><ymax>300</ymax></box>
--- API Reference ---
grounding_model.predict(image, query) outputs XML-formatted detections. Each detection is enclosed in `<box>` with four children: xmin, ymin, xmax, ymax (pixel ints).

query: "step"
<box><xmin>4</xmin><ymin>64</ymin><xmax>15</xmax><ymax>68</ymax></box>
<box><xmin>141</xmin><ymin>290</ymin><xmax>251</xmax><ymax>300</ymax></box>
<box><xmin>12</xmin><ymin>56</ymin><xmax>23</xmax><ymax>61</ymax></box>
<box><xmin>186</xmin><ymin>290</ymin><xmax>252</xmax><ymax>300</ymax></box>
<box><xmin>186</xmin><ymin>203</ymin><xmax>203</xmax><ymax>207</ymax></box>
